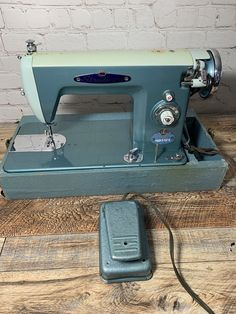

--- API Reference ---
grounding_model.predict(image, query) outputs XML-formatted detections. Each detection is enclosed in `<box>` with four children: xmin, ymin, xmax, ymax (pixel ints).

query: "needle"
<box><xmin>46</xmin><ymin>124</ymin><xmax>56</xmax><ymax>150</ymax></box>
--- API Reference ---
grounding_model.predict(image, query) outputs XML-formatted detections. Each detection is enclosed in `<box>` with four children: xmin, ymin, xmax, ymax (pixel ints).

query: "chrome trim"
<box><xmin>207</xmin><ymin>49</ymin><xmax>222</xmax><ymax>87</ymax></box>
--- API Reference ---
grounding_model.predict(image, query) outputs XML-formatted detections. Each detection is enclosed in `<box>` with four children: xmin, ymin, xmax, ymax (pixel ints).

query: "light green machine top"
<box><xmin>32</xmin><ymin>50</ymin><xmax>194</xmax><ymax>67</ymax></box>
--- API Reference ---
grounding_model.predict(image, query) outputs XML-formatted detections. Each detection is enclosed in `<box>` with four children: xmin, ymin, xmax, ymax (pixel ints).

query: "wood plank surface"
<box><xmin>0</xmin><ymin>238</ymin><xmax>5</xmax><ymax>257</ymax></box>
<box><xmin>0</xmin><ymin>228</ymin><xmax>235</xmax><ymax>272</ymax></box>
<box><xmin>0</xmin><ymin>189</ymin><xmax>236</xmax><ymax>236</ymax></box>
<box><xmin>0</xmin><ymin>262</ymin><xmax>235</xmax><ymax>314</ymax></box>
<box><xmin>201</xmin><ymin>115</ymin><xmax>236</xmax><ymax>187</ymax></box>
<box><xmin>0</xmin><ymin>122</ymin><xmax>17</xmax><ymax>161</ymax></box>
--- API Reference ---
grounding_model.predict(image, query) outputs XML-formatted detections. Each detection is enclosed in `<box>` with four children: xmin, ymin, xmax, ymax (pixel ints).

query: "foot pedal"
<box><xmin>99</xmin><ymin>200</ymin><xmax>152</xmax><ymax>283</ymax></box>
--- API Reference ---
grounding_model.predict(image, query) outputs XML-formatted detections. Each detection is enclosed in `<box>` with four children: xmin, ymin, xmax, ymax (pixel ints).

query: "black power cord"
<box><xmin>122</xmin><ymin>193</ymin><xmax>215</xmax><ymax>314</ymax></box>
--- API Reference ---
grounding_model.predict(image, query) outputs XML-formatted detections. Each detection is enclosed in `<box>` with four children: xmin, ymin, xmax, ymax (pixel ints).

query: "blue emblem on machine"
<box><xmin>151</xmin><ymin>131</ymin><xmax>175</xmax><ymax>145</ymax></box>
<box><xmin>74</xmin><ymin>72</ymin><xmax>131</xmax><ymax>84</ymax></box>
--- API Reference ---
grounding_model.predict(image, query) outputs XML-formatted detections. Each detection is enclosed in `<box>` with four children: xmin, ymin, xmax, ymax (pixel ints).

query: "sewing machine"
<box><xmin>0</xmin><ymin>41</ymin><xmax>227</xmax><ymax>199</ymax></box>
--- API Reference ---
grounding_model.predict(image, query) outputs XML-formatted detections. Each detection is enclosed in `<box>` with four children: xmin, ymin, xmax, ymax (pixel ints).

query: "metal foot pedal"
<box><xmin>99</xmin><ymin>200</ymin><xmax>152</xmax><ymax>283</ymax></box>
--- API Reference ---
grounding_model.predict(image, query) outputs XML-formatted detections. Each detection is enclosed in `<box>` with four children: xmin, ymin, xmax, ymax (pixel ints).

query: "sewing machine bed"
<box><xmin>3</xmin><ymin>113</ymin><xmax>134</xmax><ymax>172</ymax></box>
<box><xmin>0</xmin><ymin>112</ymin><xmax>227</xmax><ymax>199</ymax></box>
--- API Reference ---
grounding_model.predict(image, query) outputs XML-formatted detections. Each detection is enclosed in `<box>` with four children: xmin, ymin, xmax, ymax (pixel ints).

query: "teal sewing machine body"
<box><xmin>0</xmin><ymin>46</ymin><xmax>227</xmax><ymax>199</ymax></box>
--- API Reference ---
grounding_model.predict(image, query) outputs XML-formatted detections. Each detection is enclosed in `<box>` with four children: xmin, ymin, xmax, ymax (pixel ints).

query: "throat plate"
<box><xmin>12</xmin><ymin>134</ymin><xmax>66</xmax><ymax>152</ymax></box>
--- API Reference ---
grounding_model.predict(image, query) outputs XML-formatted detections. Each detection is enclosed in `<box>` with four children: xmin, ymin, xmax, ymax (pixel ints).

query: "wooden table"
<box><xmin>0</xmin><ymin>115</ymin><xmax>235</xmax><ymax>314</ymax></box>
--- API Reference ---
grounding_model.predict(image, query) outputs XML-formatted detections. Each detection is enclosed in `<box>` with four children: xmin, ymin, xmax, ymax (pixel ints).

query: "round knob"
<box><xmin>163</xmin><ymin>90</ymin><xmax>175</xmax><ymax>102</ymax></box>
<box><xmin>152</xmin><ymin>103</ymin><xmax>180</xmax><ymax>126</ymax></box>
<box><xmin>165</xmin><ymin>92</ymin><xmax>173</xmax><ymax>102</ymax></box>
<box><xmin>160</xmin><ymin>110</ymin><xmax>175</xmax><ymax>126</ymax></box>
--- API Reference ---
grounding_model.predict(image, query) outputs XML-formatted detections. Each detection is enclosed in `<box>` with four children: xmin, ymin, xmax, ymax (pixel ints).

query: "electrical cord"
<box><xmin>183</xmin><ymin>143</ymin><xmax>219</xmax><ymax>157</ymax></box>
<box><xmin>182</xmin><ymin>122</ymin><xmax>219</xmax><ymax>158</ymax></box>
<box><xmin>122</xmin><ymin>192</ymin><xmax>215</xmax><ymax>314</ymax></box>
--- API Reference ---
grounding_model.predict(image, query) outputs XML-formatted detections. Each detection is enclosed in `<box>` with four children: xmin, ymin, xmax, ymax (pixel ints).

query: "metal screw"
<box><xmin>170</xmin><ymin>153</ymin><xmax>183</xmax><ymax>161</ymax></box>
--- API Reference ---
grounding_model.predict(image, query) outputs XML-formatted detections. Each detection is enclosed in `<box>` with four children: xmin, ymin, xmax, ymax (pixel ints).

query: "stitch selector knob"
<box><xmin>160</xmin><ymin>110</ymin><xmax>175</xmax><ymax>126</ymax></box>
<box><xmin>153</xmin><ymin>104</ymin><xmax>180</xmax><ymax>127</ymax></box>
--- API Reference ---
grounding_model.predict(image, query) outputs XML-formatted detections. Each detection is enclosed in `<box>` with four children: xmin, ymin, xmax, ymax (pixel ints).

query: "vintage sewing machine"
<box><xmin>0</xmin><ymin>41</ymin><xmax>227</xmax><ymax>199</ymax></box>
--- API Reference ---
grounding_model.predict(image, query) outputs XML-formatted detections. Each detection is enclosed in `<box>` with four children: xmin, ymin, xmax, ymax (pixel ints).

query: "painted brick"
<box><xmin>176</xmin><ymin>0</ymin><xmax>209</xmax><ymax>5</ymax></box>
<box><xmin>45</xmin><ymin>33</ymin><xmax>86</xmax><ymax>51</ymax></box>
<box><xmin>85</xmin><ymin>0</ymin><xmax>125</xmax><ymax>5</ymax></box>
<box><xmin>0</xmin><ymin>105</ymin><xmax>21</xmax><ymax>121</ymax></box>
<box><xmin>176</xmin><ymin>8</ymin><xmax>198</xmax><ymax>28</ymax></box>
<box><xmin>0</xmin><ymin>9</ymin><xmax>4</xmax><ymax>29</ymax></box>
<box><xmin>177</xmin><ymin>7</ymin><xmax>216</xmax><ymax>29</ymax></box>
<box><xmin>197</xmin><ymin>8</ymin><xmax>217</xmax><ymax>28</ymax></box>
<box><xmin>16</xmin><ymin>0</ymin><xmax>82</xmax><ymax>5</ymax></box>
<box><xmin>26</xmin><ymin>9</ymin><xmax>50</xmax><ymax>29</ymax></box>
<box><xmin>3</xmin><ymin>8</ymin><xmax>28</xmax><ymax>29</ymax></box>
<box><xmin>212</xmin><ymin>0</ymin><xmax>236</xmax><ymax>4</ymax></box>
<box><xmin>91</xmin><ymin>9</ymin><xmax>114</xmax><ymax>29</ymax></box>
<box><xmin>134</xmin><ymin>7</ymin><xmax>155</xmax><ymax>29</ymax></box>
<box><xmin>2</xmin><ymin>33</ymin><xmax>44</xmax><ymax>52</ymax></box>
<box><xmin>128</xmin><ymin>0</ymin><xmax>155</xmax><ymax>4</ymax></box>
<box><xmin>153</xmin><ymin>0</ymin><xmax>177</xmax><ymax>28</ymax></box>
<box><xmin>128</xmin><ymin>31</ymin><xmax>165</xmax><ymax>49</ymax></box>
<box><xmin>0</xmin><ymin>56</ymin><xmax>21</xmax><ymax>73</ymax></box>
<box><xmin>114</xmin><ymin>9</ymin><xmax>132</xmax><ymax>28</ymax></box>
<box><xmin>0</xmin><ymin>73</ymin><xmax>21</xmax><ymax>89</ymax></box>
<box><xmin>49</xmin><ymin>9</ymin><xmax>71</xmax><ymax>29</ymax></box>
<box><xmin>7</xmin><ymin>90</ymin><xmax>28</xmax><ymax>105</ymax></box>
<box><xmin>226</xmin><ymin>49</ymin><xmax>236</xmax><ymax>70</ymax></box>
<box><xmin>206</xmin><ymin>31</ymin><xmax>236</xmax><ymax>48</ymax></box>
<box><xmin>87</xmin><ymin>32</ymin><xmax>127</xmax><ymax>50</ymax></box>
<box><xmin>0</xmin><ymin>91</ymin><xmax>9</xmax><ymax>105</ymax></box>
<box><xmin>0</xmin><ymin>104</ymin><xmax>32</xmax><ymax>122</ymax></box>
<box><xmin>216</xmin><ymin>8</ymin><xmax>236</xmax><ymax>27</ymax></box>
<box><xmin>3</xmin><ymin>8</ymin><xmax>50</xmax><ymax>29</ymax></box>
<box><xmin>70</xmin><ymin>9</ymin><xmax>91</xmax><ymax>29</ymax></box>
<box><xmin>167</xmin><ymin>31</ymin><xmax>205</xmax><ymax>49</ymax></box>
<box><xmin>0</xmin><ymin>38</ymin><xmax>4</xmax><ymax>52</ymax></box>
<box><xmin>218</xmin><ymin>48</ymin><xmax>236</xmax><ymax>71</ymax></box>
<box><xmin>225</xmin><ymin>49</ymin><xmax>236</xmax><ymax>70</ymax></box>
<box><xmin>0</xmin><ymin>0</ymin><xmax>236</xmax><ymax>122</ymax></box>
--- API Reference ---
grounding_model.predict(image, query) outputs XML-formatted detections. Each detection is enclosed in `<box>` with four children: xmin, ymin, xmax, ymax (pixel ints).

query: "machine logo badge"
<box><xmin>74</xmin><ymin>73</ymin><xmax>131</xmax><ymax>84</ymax></box>
<box><xmin>151</xmin><ymin>131</ymin><xmax>175</xmax><ymax>145</ymax></box>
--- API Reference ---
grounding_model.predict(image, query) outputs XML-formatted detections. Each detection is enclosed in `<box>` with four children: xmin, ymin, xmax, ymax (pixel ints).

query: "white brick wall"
<box><xmin>0</xmin><ymin>0</ymin><xmax>235</xmax><ymax>121</ymax></box>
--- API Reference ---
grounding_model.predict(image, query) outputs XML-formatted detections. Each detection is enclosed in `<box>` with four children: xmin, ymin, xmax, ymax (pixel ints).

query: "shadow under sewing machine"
<box><xmin>0</xmin><ymin>41</ymin><xmax>227</xmax><ymax>199</ymax></box>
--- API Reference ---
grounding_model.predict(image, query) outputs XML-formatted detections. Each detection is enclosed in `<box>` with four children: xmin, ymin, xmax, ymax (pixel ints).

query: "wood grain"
<box><xmin>0</xmin><ymin>238</ymin><xmax>5</xmax><ymax>257</ymax></box>
<box><xmin>201</xmin><ymin>115</ymin><xmax>236</xmax><ymax>151</ymax></box>
<box><xmin>201</xmin><ymin>115</ymin><xmax>236</xmax><ymax>187</ymax></box>
<box><xmin>0</xmin><ymin>227</ymin><xmax>235</xmax><ymax>272</ymax></box>
<box><xmin>0</xmin><ymin>262</ymin><xmax>235</xmax><ymax>314</ymax></box>
<box><xmin>0</xmin><ymin>188</ymin><xmax>236</xmax><ymax>237</ymax></box>
<box><xmin>0</xmin><ymin>122</ymin><xmax>17</xmax><ymax>161</ymax></box>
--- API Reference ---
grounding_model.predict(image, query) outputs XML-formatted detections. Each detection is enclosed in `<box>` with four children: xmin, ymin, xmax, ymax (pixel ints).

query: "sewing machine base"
<box><xmin>0</xmin><ymin>112</ymin><xmax>227</xmax><ymax>199</ymax></box>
